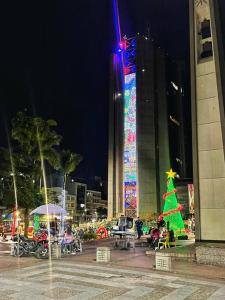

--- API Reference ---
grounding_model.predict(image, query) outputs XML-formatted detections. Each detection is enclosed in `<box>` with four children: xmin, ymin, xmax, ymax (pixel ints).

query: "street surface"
<box><xmin>0</xmin><ymin>239</ymin><xmax>225</xmax><ymax>299</ymax></box>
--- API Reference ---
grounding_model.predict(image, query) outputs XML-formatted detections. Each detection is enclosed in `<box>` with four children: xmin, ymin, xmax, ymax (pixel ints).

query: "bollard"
<box><xmin>155</xmin><ymin>252</ymin><xmax>172</xmax><ymax>271</ymax></box>
<box><xmin>10</xmin><ymin>242</ymin><xmax>15</xmax><ymax>256</ymax></box>
<box><xmin>96</xmin><ymin>247</ymin><xmax>110</xmax><ymax>262</ymax></box>
<box><xmin>51</xmin><ymin>243</ymin><xmax>61</xmax><ymax>259</ymax></box>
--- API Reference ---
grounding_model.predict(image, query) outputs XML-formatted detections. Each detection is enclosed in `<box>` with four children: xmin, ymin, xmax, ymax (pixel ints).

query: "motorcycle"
<box><xmin>12</xmin><ymin>233</ymin><xmax>49</xmax><ymax>259</ymax></box>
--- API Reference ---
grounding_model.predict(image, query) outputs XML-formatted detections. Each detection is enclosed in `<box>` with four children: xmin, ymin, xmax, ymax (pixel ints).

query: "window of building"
<box><xmin>201</xmin><ymin>41</ymin><xmax>213</xmax><ymax>58</ymax></box>
<box><xmin>201</xmin><ymin>19</ymin><xmax>211</xmax><ymax>39</ymax></box>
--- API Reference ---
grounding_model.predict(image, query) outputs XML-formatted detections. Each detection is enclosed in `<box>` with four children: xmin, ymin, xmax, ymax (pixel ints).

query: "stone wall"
<box><xmin>196</xmin><ymin>246</ymin><xmax>225</xmax><ymax>266</ymax></box>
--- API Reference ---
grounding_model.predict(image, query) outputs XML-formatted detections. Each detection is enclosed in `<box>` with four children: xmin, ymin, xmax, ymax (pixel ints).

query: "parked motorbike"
<box><xmin>11</xmin><ymin>234</ymin><xmax>49</xmax><ymax>258</ymax></box>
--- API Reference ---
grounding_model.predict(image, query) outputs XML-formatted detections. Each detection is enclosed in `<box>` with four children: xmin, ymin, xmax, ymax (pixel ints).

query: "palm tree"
<box><xmin>11</xmin><ymin>112</ymin><xmax>61</xmax><ymax>187</ymax></box>
<box><xmin>9</xmin><ymin>111</ymin><xmax>62</xmax><ymax>235</ymax></box>
<box><xmin>60</xmin><ymin>150</ymin><xmax>82</xmax><ymax>230</ymax></box>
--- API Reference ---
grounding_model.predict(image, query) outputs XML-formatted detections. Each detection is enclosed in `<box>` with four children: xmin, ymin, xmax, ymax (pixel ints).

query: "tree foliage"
<box><xmin>0</xmin><ymin>112</ymin><xmax>81</xmax><ymax>213</ymax></box>
<box><xmin>12</xmin><ymin>111</ymin><xmax>61</xmax><ymax>171</ymax></box>
<box><xmin>0</xmin><ymin>148</ymin><xmax>42</xmax><ymax>210</ymax></box>
<box><xmin>60</xmin><ymin>150</ymin><xmax>82</xmax><ymax>178</ymax></box>
<box><xmin>59</xmin><ymin>149</ymin><xmax>82</xmax><ymax>215</ymax></box>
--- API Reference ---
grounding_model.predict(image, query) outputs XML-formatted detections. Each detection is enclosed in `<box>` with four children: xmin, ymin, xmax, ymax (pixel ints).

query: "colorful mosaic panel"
<box><xmin>124</xmin><ymin>73</ymin><xmax>137</xmax><ymax>210</ymax></box>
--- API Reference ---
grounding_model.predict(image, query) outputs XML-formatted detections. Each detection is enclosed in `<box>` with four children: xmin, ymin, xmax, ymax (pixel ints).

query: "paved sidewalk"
<box><xmin>1</xmin><ymin>238</ymin><xmax>225</xmax><ymax>282</ymax></box>
<box><xmin>1</xmin><ymin>260</ymin><xmax>225</xmax><ymax>299</ymax></box>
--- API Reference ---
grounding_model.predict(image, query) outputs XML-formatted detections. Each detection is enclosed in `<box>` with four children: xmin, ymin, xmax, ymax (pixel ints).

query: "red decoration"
<box><xmin>11</xmin><ymin>208</ymin><xmax>17</xmax><ymax>236</ymax></box>
<box><xmin>160</xmin><ymin>203</ymin><xmax>183</xmax><ymax>219</ymax></box>
<box><xmin>27</xmin><ymin>227</ymin><xmax>34</xmax><ymax>239</ymax></box>
<box><xmin>119</xmin><ymin>40</ymin><xmax>127</xmax><ymax>50</ymax></box>
<box><xmin>123</xmin><ymin>67</ymin><xmax>130</xmax><ymax>75</ymax></box>
<box><xmin>96</xmin><ymin>227</ymin><xmax>108</xmax><ymax>239</ymax></box>
<box><xmin>162</xmin><ymin>189</ymin><xmax>177</xmax><ymax>200</ymax></box>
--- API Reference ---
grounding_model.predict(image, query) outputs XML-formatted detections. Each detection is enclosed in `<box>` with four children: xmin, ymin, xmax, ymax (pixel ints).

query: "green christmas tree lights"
<box><xmin>160</xmin><ymin>169</ymin><xmax>185</xmax><ymax>235</ymax></box>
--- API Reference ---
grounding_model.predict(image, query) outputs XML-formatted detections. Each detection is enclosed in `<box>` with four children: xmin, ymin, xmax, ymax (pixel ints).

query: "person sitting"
<box><xmin>169</xmin><ymin>230</ymin><xmax>175</xmax><ymax>246</ymax></box>
<box><xmin>62</xmin><ymin>227</ymin><xmax>75</xmax><ymax>252</ymax></box>
<box><xmin>150</xmin><ymin>228</ymin><xmax>160</xmax><ymax>249</ymax></box>
<box><xmin>157</xmin><ymin>229</ymin><xmax>169</xmax><ymax>249</ymax></box>
<box><xmin>64</xmin><ymin>228</ymin><xmax>73</xmax><ymax>243</ymax></box>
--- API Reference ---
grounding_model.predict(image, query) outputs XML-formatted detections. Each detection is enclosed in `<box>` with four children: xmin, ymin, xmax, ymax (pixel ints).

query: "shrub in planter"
<box><xmin>89</xmin><ymin>233</ymin><xmax>97</xmax><ymax>240</ymax></box>
<box><xmin>83</xmin><ymin>232</ymin><xmax>97</xmax><ymax>240</ymax></box>
<box><xmin>83</xmin><ymin>233</ymin><xmax>90</xmax><ymax>240</ymax></box>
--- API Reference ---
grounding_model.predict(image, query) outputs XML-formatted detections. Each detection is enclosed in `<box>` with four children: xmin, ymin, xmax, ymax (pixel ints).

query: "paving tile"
<box><xmin>0</xmin><ymin>260</ymin><xmax>225</xmax><ymax>299</ymax></box>
<box><xmin>43</xmin><ymin>287</ymin><xmax>83</xmax><ymax>299</ymax></box>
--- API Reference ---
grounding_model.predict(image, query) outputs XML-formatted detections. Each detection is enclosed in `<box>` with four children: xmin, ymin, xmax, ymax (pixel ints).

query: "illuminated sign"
<box><xmin>124</xmin><ymin>73</ymin><xmax>137</xmax><ymax>209</ymax></box>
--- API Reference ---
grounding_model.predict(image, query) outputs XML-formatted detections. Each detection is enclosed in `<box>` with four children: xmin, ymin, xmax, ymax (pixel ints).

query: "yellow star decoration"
<box><xmin>166</xmin><ymin>168</ymin><xmax>176</xmax><ymax>179</ymax></box>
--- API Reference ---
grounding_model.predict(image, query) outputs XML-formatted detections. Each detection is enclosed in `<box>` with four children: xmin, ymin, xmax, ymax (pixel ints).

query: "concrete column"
<box><xmin>190</xmin><ymin>0</ymin><xmax>225</xmax><ymax>241</ymax></box>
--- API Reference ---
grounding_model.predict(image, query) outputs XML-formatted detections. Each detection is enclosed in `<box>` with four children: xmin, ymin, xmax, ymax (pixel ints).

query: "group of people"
<box><xmin>148</xmin><ymin>227</ymin><xmax>175</xmax><ymax>250</ymax></box>
<box><xmin>40</xmin><ymin>221</ymin><xmax>87</xmax><ymax>240</ymax></box>
<box><xmin>134</xmin><ymin>217</ymin><xmax>175</xmax><ymax>250</ymax></box>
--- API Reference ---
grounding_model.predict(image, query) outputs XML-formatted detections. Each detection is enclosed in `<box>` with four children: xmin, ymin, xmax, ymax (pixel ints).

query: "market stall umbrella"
<box><xmin>30</xmin><ymin>204</ymin><xmax>67</xmax><ymax>215</ymax></box>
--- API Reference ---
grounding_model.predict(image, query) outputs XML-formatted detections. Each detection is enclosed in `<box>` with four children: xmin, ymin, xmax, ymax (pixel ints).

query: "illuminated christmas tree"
<box><xmin>160</xmin><ymin>169</ymin><xmax>185</xmax><ymax>235</ymax></box>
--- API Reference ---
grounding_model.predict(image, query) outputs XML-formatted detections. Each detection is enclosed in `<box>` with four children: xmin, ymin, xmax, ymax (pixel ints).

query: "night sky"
<box><xmin>0</xmin><ymin>0</ymin><xmax>189</xmax><ymax>184</ymax></box>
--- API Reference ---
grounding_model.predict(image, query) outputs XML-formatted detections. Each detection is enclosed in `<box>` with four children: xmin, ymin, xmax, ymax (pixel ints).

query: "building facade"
<box><xmin>86</xmin><ymin>190</ymin><xmax>107</xmax><ymax>219</ymax></box>
<box><xmin>108</xmin><ymin>0</ymin><xmax>194</xmax><ymax>221</ymax></box>
<box><xmin>190</xmin><ymin>0</ymin><xmax>225</xmax><ymax>241</ymax></box>
<box><xmin>108</xmin><ymin>35</ymin><xmax>189</xmax><ymax>220</ymax></box>
<box><xmin>46</xmin><ymin>174</ymin><xmax>106</xmax><ymax>222</ymax></box>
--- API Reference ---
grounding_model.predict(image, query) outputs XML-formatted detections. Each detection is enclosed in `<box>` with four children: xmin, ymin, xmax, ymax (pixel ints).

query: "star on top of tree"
<box><xmin>166</xmin><ymin>168</ymin><xmax>176</xmax><ymax>179</ymax></box>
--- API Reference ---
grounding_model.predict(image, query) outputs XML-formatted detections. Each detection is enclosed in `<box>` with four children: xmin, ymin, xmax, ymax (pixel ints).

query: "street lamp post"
<box><xmin>80</xmin><ymin>204</ymin><xmax>87</xmax><ymax>223</ymax></box>
<box><xmin>84</xmin><ymin>208</ymin><xmax>87</xmax><ymax>222</ymax></box>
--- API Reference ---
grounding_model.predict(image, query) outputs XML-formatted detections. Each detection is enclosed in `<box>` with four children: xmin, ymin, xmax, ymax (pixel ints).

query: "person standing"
<box><xmin>135</xmin><ymin>217</ymin><xmax>143</xmax><ymax>239</ymax></box>
<box><xmin>188</xmin><ymin>218</ymin><xmax>192</xmax><ymax>232</ymax></box>
<box><xmin>78</xmin><ymin>227</ymin><xmax>84</xmax><ymax>240</ymax></box>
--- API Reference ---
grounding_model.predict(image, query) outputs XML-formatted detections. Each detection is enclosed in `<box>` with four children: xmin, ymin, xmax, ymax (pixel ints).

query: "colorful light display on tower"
<box><xmin>123</xmin><ymin>37</ymin><xmax>137</xmax><ymax>216</ymax></box>
<box><xmin>113</xmin><ymin>0</ymin><xmax>137</xmax><ymax>216</ymax></box>
<box><xmin>124</xmin><ymin>72</ymin><xmax>137</xmax><ymax>212</ymax></box>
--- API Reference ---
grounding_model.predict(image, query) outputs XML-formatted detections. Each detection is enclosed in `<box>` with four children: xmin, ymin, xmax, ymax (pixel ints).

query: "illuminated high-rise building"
<box><xmin>108</xmin><ymin>35</ymin><xmax>182</xmax><ymax>219</ymax></box>
<box><xmin>108</xmin><ymin>0</ymin><xmax>190</xmax><ymax>220</ymax></box>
